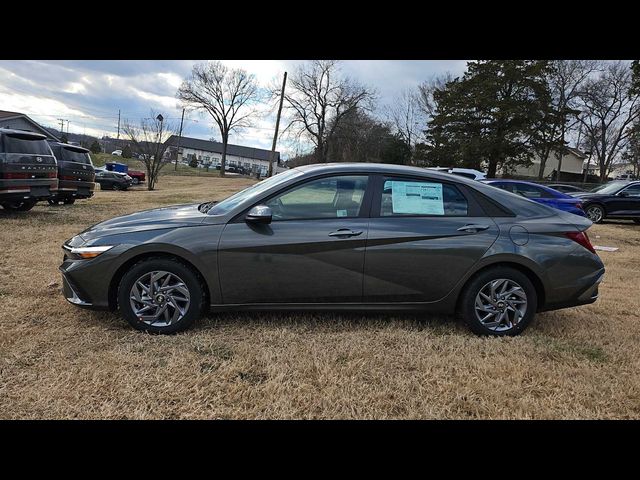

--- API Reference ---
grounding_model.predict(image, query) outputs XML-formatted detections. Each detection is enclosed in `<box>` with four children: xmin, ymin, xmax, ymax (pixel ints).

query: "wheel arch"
<box><xmin>107</xmin><ymin>251</ymin><xmax>211</xmax><ymax>311</ymax></box>
<box><xmin>456</xmin><ymin>261</ymin><xmax>546</xmax><ymax>312</ymax></box>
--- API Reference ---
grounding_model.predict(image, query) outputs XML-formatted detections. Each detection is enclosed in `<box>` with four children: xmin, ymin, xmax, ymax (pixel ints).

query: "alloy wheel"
<box><xmin>129</xmin><ymin>270</ymin><xmax>191</xmax><ymax>327</ymax></box>
<box><xmin>474</xmin><ymin>278</ymin><xmax>528</xmax><ymax>332</ymax></box>
<box><xmin>586</xmin><ymin>205</ymin><xmax>604</xmax><ymax>223</ymax></box>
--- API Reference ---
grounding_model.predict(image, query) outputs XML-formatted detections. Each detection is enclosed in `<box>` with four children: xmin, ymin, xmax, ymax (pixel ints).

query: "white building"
<box><xmin>164</xmin><ymin>135</ymin><xmax>287</xmax><ymax>176</ymax></box>
<box><xmin>503</xmin><ymin>147</ymin><xmax>588</xmax><ymax>179</ymax></box>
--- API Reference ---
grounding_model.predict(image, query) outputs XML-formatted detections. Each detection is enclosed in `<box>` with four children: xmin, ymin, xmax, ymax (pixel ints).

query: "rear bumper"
<box><xmin>0</xmin><ymin>178</ymin><xmax>58</xmax><ymax>201</ymax></box>
<box><xmin>540</xmin><ymin>268</ymin><xmax>604</xmax><ymax>312</ymax></box>
<box><xmin>55</xmin><ymin>180</ymin><xmax>95</xmax><ymax>199</ymax></box>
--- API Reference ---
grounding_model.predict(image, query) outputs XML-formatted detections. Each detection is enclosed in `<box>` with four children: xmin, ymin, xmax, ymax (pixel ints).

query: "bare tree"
<box><xmin>385</xmin><ymin>88</ymin><xmax>426</xmax><ymax>162</ymax></box>
<box><xmin>534</xmin><ymin>60</ymin><xmax>601</xmax><ymax>180</ymax></box>
<box><xmin>416</xmin><ymin>73</ymin><xmax>455</xmax><ymax>119</ymax></box>
<box><xmin>177</xmin><ymin>62</ymin><xmax>260</xmax><ymax>177</ymax></box>
<box><xmin>577</xmin><ymin>61</ymin><xmax>640</xmax><ymax>181</ymax></box>
<box><xmin>279</xmin><ymin>60</ymin><xmax>375</xmax><ymax>163</ymax></box>
<box><xmin>122</xmin><ymin>112</ymin><xmax>177</xmax><ymax>191</ymax></box>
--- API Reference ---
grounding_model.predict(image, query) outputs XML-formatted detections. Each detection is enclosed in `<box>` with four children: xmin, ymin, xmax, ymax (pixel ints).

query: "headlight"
<box><xmin>63</xmin><ymin>245</ymin><xmax>114</xmax><ymax>259</ymax></box>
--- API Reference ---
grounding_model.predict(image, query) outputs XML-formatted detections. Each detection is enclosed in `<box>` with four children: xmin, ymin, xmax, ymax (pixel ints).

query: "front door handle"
<box><xmin>328</xmin><ymin>228</ymin><xmax>363</xmax><ymax>238</ymax></box>
<box><xmin>457</xmin><ymin>224</ymin><xmax>490</xmax><ymax>233</ymax></box>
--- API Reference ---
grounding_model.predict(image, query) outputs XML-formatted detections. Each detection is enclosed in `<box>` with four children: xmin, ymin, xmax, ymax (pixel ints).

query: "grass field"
<box><xmin>1</xmin><ymin>175</ymin><xmax>640</xmax><ymax>419</ymax></box>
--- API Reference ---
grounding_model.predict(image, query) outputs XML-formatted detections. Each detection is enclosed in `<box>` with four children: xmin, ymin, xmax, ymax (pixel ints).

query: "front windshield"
<box><xmin>590</xmin><ymin>182</ymin><xmax>625</xmax><ymax>194</ymax></box>
<box><xmin>206</xmin><ymin>169</ymin><xmax>304</xmax><ymax>215</ymax></box>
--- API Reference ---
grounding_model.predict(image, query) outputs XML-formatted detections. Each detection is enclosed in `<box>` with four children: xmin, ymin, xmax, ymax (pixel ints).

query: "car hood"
<box><xmin>78</xmin><ymin>203</ymin><xmax>207</xmax><ymax>240</ymax></box>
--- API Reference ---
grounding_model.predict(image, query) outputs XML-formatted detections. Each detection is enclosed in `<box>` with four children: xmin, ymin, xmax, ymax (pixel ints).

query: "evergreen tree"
<box><xmin>122</xmin><ymin>144</ymin><xmax>132</xmax><ymax>159</ymax></box>
<box><xmin>425</xmin><ymin>60</ymin><xmax>552</xmax><ymax>177</ymax></box>
<box><xmin>89</xmin><ymin>140</ymin><xmax>101</xmax><ymax>154</ymax></box>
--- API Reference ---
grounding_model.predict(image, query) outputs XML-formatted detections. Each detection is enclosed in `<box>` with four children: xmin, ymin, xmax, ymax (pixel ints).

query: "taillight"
<box><xmin>565</xmin><ymin>231</ymin><xmax>596</xmax><ymax>254</ymax></box>
<box><xmin>1</xmin><ymin>172</ymin><xmax>31</xmax><ymax>179</ymax></box>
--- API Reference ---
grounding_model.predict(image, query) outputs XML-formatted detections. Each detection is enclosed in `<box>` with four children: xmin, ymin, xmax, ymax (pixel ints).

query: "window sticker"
<box><xmin>337</xmin><ymin>209</ymin><xmax>348</xmax><ymax>217</ymax></box>
<box><xmin>390</xmin><ymin>181</ymin><xmax>444</xmax><ymax>215</ymax></box>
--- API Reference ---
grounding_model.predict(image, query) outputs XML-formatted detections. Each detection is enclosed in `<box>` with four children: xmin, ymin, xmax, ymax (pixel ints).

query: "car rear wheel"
<box><xmin>112</xmin><ymin>183</ymin><xmax>121</xmax><ymax>191</ymax></box>
<box><xmin>459</xmin><ymin>267</ymin><xmax>537</xmax><ymax>336</ymax></box>
<box><xmin>117</xmin><ymin>258</ymin><xmax>206</xmax><ymax>334</ymax></box>
<box><xmin>1</xmin><ymin>199</ymin><xmax>37</xmax><ymax>211</ymax></box>
<box><xmin>585</xmin><ymin>204</ymin><xmax>605</xmax><ymax>223</ymax></box>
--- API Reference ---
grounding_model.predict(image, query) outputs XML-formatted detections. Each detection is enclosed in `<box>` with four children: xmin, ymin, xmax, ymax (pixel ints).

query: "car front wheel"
<box><xmin>132</xmin><ymin>177</ymin><xmax>140</xmax><ymax>185</ymax></box>
<box><xmin>459</xmin><ymin>267</ymin><xmax>537</xmax><ymax>336</ymax></box>
<box><xmin>585</xmin><ymin>204</ymin><xmax>605</xmax><ymax>223</ymax></box>
<box><xmin>117</xmin><ymin>257</ymin><xmax>206</xmax><ymax>334</ymax></box>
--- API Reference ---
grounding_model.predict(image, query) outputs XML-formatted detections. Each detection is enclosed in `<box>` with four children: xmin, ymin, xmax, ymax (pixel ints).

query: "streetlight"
<box><xmin>156</xmin><ymin>114</ymin><xmax>164</xmax><ymax>163</ymax></box>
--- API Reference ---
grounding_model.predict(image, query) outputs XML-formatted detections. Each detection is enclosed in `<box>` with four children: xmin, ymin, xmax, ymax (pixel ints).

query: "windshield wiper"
<box><xmin>198</xmin><ymin>201</ymin><xmax>218</xmax><ymax>213</ymax></box>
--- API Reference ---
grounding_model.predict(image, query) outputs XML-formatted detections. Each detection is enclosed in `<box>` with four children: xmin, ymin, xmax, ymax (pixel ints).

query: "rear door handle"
<box><xmin>457</xmin><ymin>224</ymin><xmax>490</xmax><ymax>233</ymax></box>
<box><xmin>329</xmin><ymin>229</ymin><xmax>363</xmax><ymax>238</ymax></box>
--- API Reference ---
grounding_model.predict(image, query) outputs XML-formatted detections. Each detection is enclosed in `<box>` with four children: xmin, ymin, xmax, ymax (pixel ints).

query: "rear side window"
<box><xmin>3</xmin><ymin>134</ymin><xmax>52</xmax><ymax>155</ymax></box>
<box><xmin>380</xmin><ymin>177</ymin><xmax>468</xmax><ymax>216</ymax></box>
<box><xmin>512</xmin><ymin>183</ymin><xmax>553</xmax><ymax>199</ymax></box>
<box><xmin>61</xmin><ymin>146</ymin><xmax>91</xmax><ymax>164</ymax></box>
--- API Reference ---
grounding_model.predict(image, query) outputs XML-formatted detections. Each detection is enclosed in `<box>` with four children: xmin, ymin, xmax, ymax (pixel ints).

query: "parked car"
<box><xmin>105</xmin><ymin>161</ymin><xmax>145</xmax><ymax>185</ymax></box>
<box><xmin>570</xmin><ymin>180</ymin><xmax>640</xmax><ymax>224</ymax></box>
<box><xmin>0</xmin><ymin>128</ymin><xmax>58</xmax><ymax>211</ymax></box>
<box><xmin>426</xmin><ymin>167</ymin><xmax>487</xmax><ymax>181</ymax></box>
<box><xmin>47</xmin><ymin>142</ymin><xmax>95</xmax><ymax>205</ymax></box>
<box><xmin>111</xmin><ymin>150</ymin><xmax>123</xmax><ymax>156</ymax></box>
<box><xmin>614</xmin><ymin>174</ymin><xmax>637</xmax><ymax>181</ymax></box>
<box><xmin>127</xmin><ymin>170</ymin><xmax>146</xmax><ymax>185</ymax></box>
<box><xmin>546</xmin><ymin>184</ymin><xmax>585</xmax><ymax>194</ymax></box>
<box><xmin>482</xmin><ymin>179</ymin><xmax>586</xmax><ymax>217</ymax></box>
<box><xmin>60</xmin><ymin>163</ymin><xmax>604</xmax><ymax>336</ymax></box>
<box><xmin>94</xmin><ymin>170</ymin><xmax>132</xmax><ymax>190</ymax></box>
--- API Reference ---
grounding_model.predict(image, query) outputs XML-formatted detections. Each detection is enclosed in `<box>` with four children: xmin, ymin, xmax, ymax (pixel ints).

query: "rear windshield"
<box><xmin>60</xmin><ymin>146</ymin><xmax>92</xmax><ymax>164</ymax></box>
<box><xmin>2</xmin><ymin>134</ymin><xmax>52</xmax><ymax>155</ymax></box>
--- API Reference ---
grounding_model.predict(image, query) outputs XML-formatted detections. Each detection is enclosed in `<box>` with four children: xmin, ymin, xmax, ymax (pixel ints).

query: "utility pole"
<box><xmin>58</xmin><ymin>118</ymin><xmax>65</xmax><ymax>137</ymax></box>
<box><xmin>174</xmin><ymin>108</ymin><xmax>185</xmax><ymax>171</ymax></box>
<box><xmin>116</xmin><ymin>109</ymin><xmax>121</xmax><ymax>141</ymax></box>
<box><xmin>268</xmin><ymin>71</ymin><xmax>287</xmax><ymax>177</ymax></box>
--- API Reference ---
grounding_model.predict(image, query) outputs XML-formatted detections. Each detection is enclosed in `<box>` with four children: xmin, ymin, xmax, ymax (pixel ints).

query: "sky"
<box><xmin>0</xmin><ymin>60</ymin><xmax>468</xmax><ymax>159</ymax></box>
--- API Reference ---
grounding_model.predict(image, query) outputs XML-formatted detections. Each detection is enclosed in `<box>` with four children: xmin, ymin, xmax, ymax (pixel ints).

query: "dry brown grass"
<box><xmin>1</xmin><ymin>175</ymin><xmax>640</xmax><ymax>419</ymax></box>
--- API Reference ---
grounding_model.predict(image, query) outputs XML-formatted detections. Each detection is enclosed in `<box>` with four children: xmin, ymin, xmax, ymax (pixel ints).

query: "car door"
<box><xmin>363</xmin><ymin>175</ymin><xmax>499</xmax><ymax>303</ymax></box>
<box><xmin>218</xmin><ymin>174</ymin><xmax>372</xmax><ymax>304</ymax></box>
<box><xmin>611</xmin><ymin>183</ymin><xmax>640</xmax><ymax>215</ymax></box>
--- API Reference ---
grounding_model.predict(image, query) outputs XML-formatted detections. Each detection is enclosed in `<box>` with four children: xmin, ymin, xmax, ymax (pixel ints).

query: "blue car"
<box><xmin>482</xmin><ymin>179</ymin><xmax>586</xmax><ymax>217</ymax></box>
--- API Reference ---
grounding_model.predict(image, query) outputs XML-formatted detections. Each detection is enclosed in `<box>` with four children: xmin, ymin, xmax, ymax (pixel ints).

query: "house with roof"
<box><xmin>164</xmin><ymin>135</ymin><xmax>287</xmax><ymax>176</ymax></box>
<box><xmin>502</xmin><ymin>146</ymin><xmax>588</xmax><ymax>180</ymax></box>
<box><xmin>0</xmin><ymin>110</ymin><xmax>61</xmax><ymax>141</ymax></box>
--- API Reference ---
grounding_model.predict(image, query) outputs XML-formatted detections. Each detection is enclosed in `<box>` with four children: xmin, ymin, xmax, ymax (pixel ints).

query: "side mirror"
<box><xmin>245</xmin><ymin>205</ymin><xmax>272</xmax><ymax>224</ymax></box>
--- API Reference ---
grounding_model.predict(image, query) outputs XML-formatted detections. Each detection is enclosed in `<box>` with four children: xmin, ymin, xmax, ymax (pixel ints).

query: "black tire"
<box><xmin>2</xmin><ymin>199</ymin><xmax>37</xmax><ymax>211</ymax></box>
<box><xmin>132</xmin><ymin>177</ymin><xmax>140</xmax><ymax>185</ymax></box>
<box><xmin>63</xmin><ymin>198</ymin><xmax>76</xmax><ymax>205</ymax></box>
<box><xmin>117</xmin><ymin>257</ymin><xmax>206</xmax><ymax>334</ymax></box>
<box><xmin>458</xmin><ymin>266</ymin><xmax>538</xmax><ymax>337</ymax></box>
<box><xmin>47</xmin><ymin>198</ymin><xmax>61</xmax><ymax>206</ymax></box>
<box><xmin>112</xmin><ymin>183</ymin><xmax>120</xmax><ymax>191</ymax></box>
<box><xmin>585</xmin><ymin>204</ymin><xmax>605</xmax><ymax>224</ymax></box>
<box><xmin>633</xmin><ymin>219</ymin><xmax>640</xmax><ymax>225</ymax></box>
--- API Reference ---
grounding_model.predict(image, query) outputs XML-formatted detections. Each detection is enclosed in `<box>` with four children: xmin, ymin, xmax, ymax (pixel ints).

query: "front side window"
<box><xmin>265</xmin><ymin>175</ymin><xmax>369</xmax><ymax>221</ymax></box>
<box><xmin>621</xmin><ymin>184</ymin><xmax>640</xmax><ymax>197</ymax></box>
<box><xmin>380</xmin><ymin>177</ymin><xmax>468</xmax><ymax>216</ymax></box>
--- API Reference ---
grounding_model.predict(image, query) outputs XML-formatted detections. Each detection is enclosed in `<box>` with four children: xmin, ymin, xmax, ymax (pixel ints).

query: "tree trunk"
<box><xmin>220</xmin><ymin>132</ymin><xmax>228</xmax><ymax>177</ymax></box>
<box><xmin>487</xmin><ymin>156</ymin><xmax>498</xmax><ymax>178</ymax></box>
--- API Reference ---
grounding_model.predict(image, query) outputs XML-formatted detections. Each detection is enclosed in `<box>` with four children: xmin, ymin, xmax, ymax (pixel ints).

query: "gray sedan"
<box><xmin>60</xmin><ymin>163</ymin><xmax>604</xmax><ymax>336</ymax></box>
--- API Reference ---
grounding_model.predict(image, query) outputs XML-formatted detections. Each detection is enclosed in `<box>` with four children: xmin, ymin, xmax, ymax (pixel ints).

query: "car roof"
<box><xmin>293</xmin><ymin>162</ymin><xmax>478</xmax><ymax>185</ymax></box>
<box><xmin>0</xmin><ymin>127</ymin><xmax>47</xmax><ymax>139</ymax></box>
<box><xmin>48</xmin><ymin>141</ymin><xmax>90</xmax><ymax>153</ymax></box>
